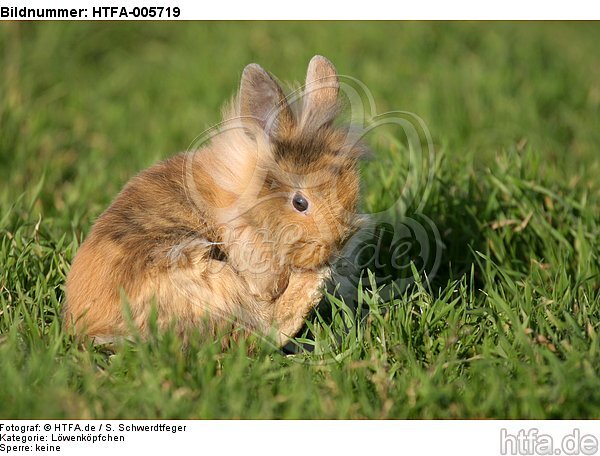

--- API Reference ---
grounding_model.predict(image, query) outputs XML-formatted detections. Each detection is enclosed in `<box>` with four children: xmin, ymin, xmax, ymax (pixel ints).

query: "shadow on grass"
<box><xmin>286</xmin><ymin>149</ymin><xmax>573</xmax><ymax>353</ymax></box>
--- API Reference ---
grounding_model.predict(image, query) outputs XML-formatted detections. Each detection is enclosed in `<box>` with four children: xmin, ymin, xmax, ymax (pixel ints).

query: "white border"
<box><xmin>0</xmin><ymin>0</ymin><xmax>599</xmax><ymax>19</ymax></box>
<box><xmin>0</xmin><ymin>420</ymin><xmax>599</xmax><ymax>456</ymax></box>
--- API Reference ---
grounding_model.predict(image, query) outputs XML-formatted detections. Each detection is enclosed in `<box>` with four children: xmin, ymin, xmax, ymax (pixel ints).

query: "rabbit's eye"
<box><xmin>292</xmin><ymin>193</ymin><xmax>309</xmax><ymax>213</ymax></box>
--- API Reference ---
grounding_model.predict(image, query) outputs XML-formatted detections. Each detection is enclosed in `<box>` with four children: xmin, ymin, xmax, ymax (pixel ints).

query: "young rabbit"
<box><xmin>64</xmin><ymin>55</ymin><xmax>365</xmax><ymax>346</ymax></box>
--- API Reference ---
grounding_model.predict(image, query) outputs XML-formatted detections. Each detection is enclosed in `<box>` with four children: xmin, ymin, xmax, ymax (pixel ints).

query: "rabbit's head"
<box><xmin>200</xmin><ymin>56</ymin><xmax>365</xmax><ymax>272</ymax></box>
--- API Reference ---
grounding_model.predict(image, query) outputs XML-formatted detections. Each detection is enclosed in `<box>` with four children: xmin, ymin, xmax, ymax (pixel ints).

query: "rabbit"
<box><xmin>64</xmin><ymin>55</ymin><xmax>366</xmax><ymax>347</ymax></box>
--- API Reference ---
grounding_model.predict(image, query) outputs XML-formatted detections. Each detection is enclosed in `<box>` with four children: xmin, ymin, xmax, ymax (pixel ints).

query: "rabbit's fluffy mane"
<box><xmin>189</xmin><ymin>92</ymin><xmax>365</xmax><ymax>227</ymax></box>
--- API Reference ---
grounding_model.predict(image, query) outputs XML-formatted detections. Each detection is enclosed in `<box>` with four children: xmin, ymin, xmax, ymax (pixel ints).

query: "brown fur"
<box><xmin>64</xmin><ymin>55</ymin><xmax>365</xmax><ymax>346</ymax></box>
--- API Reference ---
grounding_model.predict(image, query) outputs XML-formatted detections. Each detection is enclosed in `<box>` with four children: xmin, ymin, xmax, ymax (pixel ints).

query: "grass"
<box><xmin>1</xmin><ymin>22</ymin><xmax>599</xmax><ymax>419</ymax></box>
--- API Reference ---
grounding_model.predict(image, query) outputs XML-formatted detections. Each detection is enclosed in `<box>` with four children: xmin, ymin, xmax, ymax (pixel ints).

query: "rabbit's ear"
<box><xmin>301</xmin><ymin>55</ymin><xmax>339</xmax><ymax>128</ymax></box>
<box><xmin>239</xmin><ymin>63</ymin><xmax>294</xmax><ymax>139</ymax></box>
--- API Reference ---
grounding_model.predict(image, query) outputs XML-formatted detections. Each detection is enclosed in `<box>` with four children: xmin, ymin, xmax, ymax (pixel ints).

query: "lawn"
<box><xmin>0</xmin><ymin>22</ymin><xmax>599</xmax><ymax>419</ymax></box>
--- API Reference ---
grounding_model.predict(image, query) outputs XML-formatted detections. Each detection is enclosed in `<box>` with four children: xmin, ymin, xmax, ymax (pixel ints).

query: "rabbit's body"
<box><xmin>66</xmin><ymin>153</ymin><xmax>329</xmax><ymax>344</ymax></box>
<box><xmin>65</xmin><ymin>56</ymin><xmax>364</xmax><ymax>345</ymax></box>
